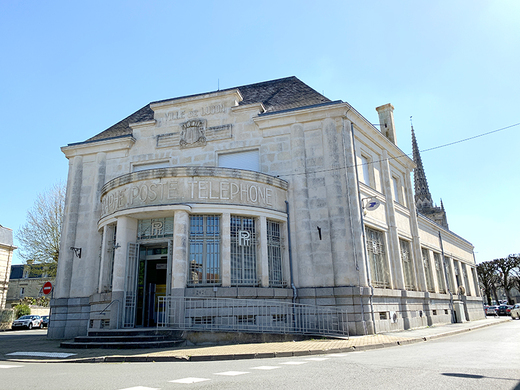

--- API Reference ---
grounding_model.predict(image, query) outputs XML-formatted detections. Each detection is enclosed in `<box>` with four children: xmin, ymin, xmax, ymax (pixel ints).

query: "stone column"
<box><xmin>172</xmin><ymin>210</ymin><xmax>189</xmax><ymax>289</ymax></box>
<box><xmin>258</xmin><ymin>216</ymin><xmax>269</xmax><ymax>287</ymax></box>
<box><xmin>380</xmin><ymin>150</ymin><xmax>401</xmax><ymax>289</ymax></box>
<box><xmin>111</xmin><ymin>216</ymin><xmax>138</xmax><ymax>293</ymax></box>
<box><xmin>404</xmin><ymin>169</ymin><xmax>426</xmax><ymax>292</ymax></box>
<box><xmin>55</xmin><ymin>155</ymin><xmax>83</xmax><ymax>298</ymax></box>
<box><xmin>221</xmin><ymin>213</ymin><xmax>231</xmax><ymax>287</ymax></box>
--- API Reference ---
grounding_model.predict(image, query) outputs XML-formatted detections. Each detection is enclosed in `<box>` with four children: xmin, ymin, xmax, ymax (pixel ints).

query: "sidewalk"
<box><xmin>0</xmin><ymin>317</ymin><xmax>510</xmax><ymax>363</ymax></box>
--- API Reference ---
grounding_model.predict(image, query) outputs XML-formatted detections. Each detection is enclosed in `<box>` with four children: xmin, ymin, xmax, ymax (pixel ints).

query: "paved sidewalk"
<box><xmin>0</xmin><ymin>317</ymin><xmax>510</xmax><ymax>363</ymax></box>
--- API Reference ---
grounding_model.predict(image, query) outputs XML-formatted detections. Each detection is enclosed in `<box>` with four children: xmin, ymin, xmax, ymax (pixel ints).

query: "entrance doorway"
<box><xmin>136</xmin><ymin>245</ymin><xmax>168</xmax><ymax>327</ymax></box>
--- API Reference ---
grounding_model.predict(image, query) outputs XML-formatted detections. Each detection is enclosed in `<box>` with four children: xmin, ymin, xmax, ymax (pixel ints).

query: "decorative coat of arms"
<box><xmin>180</xmin><ymin>119</ymin><xmax>206</xmax><ymax>148</ymax></box>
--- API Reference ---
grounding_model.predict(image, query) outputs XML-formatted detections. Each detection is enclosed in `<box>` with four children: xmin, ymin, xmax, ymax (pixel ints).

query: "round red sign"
<box><xmin>42</xmin><ymin>281</ymin><xmax>53</xmax><ymax>295</ymax></box>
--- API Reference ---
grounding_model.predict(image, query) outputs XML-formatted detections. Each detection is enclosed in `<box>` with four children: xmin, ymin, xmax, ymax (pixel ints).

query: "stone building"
<box><xmin>0</xmin><ymin>225</ymin><xmax>16</xmax><ymax>310</ymax></box>
<box><xmin>49</xmin><ymin>77</ymin><xmax>484</xmax><ymax>339</ymax></box>
<box><xmin>6</xmin><ymin>263</ymin><xmax>56</xmax><ymax>308</ymax></box>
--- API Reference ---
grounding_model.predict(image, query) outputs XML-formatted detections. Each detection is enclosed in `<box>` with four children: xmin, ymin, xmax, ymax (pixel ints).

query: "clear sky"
<box><xmin>1</xmin><ymin>0</ymin><xmax>518</xmax><ymax>265</ymax></box>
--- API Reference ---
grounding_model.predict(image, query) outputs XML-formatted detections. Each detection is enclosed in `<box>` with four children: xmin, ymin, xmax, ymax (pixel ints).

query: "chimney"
<box><xmin>376</xmin><ymin>103</ymin><xmax>397</xmax><ymax>145</ymax></box>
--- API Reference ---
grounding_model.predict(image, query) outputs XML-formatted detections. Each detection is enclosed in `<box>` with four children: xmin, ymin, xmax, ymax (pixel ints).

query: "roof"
<box><xmin>85</xmin><ymin>77</ymin><xmax>330</xmax><ymax>143</ymax></box>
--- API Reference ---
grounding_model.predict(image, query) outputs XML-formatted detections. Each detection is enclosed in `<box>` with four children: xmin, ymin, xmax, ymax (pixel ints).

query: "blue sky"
<box><xmin>1</xmin><ymin>0</ymin><xmax>518</xmax><ymax>265</ymax></box>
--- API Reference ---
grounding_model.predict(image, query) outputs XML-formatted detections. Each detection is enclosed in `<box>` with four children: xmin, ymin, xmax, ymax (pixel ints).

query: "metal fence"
<box><xmin>156</xmin><ymin>297</ymin><xmax>349</xmax><ymax>338</ymax></box>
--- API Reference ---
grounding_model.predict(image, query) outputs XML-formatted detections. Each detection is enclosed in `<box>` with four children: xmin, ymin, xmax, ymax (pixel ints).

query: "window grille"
<box><xmin>137</xmin><ymin>217</ymin><xmax>174</xmax><ymax>240</ymax></box>
<box><xmin>444</xmin><ymin>256</ymin><xmax>452</xmax><ymax>291</ymax></box>
<box><xmin>365</xmin><ymin>227</ymin><xmax>389</xmax><ymax>287</ymax></box>
<box><xmin>267</xmin><ymin>220</ymin><xmax>284</xmax><ymax>287</ymax></box>
<box><xmin>434</xmin><ymin>252</ymin><xmax>446</xmax><ymax>293</ymax></box>
<box><xmin>188</xmin><ymin>215</ymin><xmax>221</xmax><ymax>285</ymax></box>
<box><xmin>399</xmin><ymin>239</ymin><xmax>415</xmax><ymax>290</ymax></box>
<box><xmin>422</xmin><ymin>248</ymin><xmax>435</xmax><ymax>293</ymax></box>
<box><xmin>231</xmin><ymin>216</ymin><xmax>257</xmax><ymax>286</ymax></box>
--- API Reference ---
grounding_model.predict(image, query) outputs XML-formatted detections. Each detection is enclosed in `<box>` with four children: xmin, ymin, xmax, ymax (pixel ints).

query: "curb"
<box><xmin>3</xmin><ymin>318</ymin><xmax>510</xmax><ymax>364</ymax></box>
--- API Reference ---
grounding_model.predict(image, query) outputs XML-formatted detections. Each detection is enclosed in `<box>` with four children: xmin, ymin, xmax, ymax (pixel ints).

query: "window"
<box><xmin>230</xmin><ymin>216</ymin><xmax>257</xmax><ymax>285</ymax></box>
<box><xmin>267</xmin><ymin>220</ymin><xmax>284</xmax><ymax>287</ymax></box>
<box><xmin>392</xmin><ymin>177</ymin><xmax>400</xmax><ymax>203</ymax></box>
<box><xmin>422</xmin><ymin>248</ymin><xmax>435</xmax><ymax>293</ymax></box>
<box><xmin>433</xmin><ymin>252</ymin><xmax>446</xmax><ymax>293</ymax></box>
<box><xmin>444</xmin><ymin>256</ymin><xmax>452</xmax><ymax>291</ymax></box>
<box><xmin>462</xmin><ymin>264</ymin><xmax>471</xmax><ymax>296</ymax></box>
<box><xmin>360</xmin><ymin>155</ymin><xmax>371</xmax><ymax>186</ymax></box>
<box><xmin>219</xmin><ymin>150</ymin><xmax>259</xmax><ymax>172</ymax></box>
<box><xmin>137</xmin><ymin>218</ymin><xmax>174</xmax><ymax>240</ymax></box>
<box><xmin>20</xmin><ymin>287</ymin><xmax>25</xmax><ymax>297</ymax></box>
<box><xmin>365</xmin><ymin>227</ymin><xmax>389</xmax><ymax>287</ymax></box>
<box><xmin>188</xmin><ymin>215</ymin><xmax>221</xmax><ymax>285</ymax></box>
<box><xmin>454</xmin><ymin>261</ymin><xmax>462</xmax><ymax>291</ymax></box>
<box><xmin>399</xmin><ymin>239</ymin><xmax>415</xmax><ymax>290</ymax></box>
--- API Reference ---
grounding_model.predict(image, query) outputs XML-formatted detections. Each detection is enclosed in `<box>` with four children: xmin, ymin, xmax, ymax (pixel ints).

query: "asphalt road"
<box><xmin>1</xmin><ymin>320</ymin><xmax>519</xmax><ymax>390</ymax></box>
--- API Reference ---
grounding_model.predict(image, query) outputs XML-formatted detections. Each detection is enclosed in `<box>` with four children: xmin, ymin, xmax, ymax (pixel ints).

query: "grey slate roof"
<box><xmin>86</xmin><ymin>77</ymin><xmax>331</xmax><ymax>143</ymax></box>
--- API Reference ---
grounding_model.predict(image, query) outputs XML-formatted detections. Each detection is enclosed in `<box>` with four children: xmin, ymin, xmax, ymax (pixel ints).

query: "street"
<box><xmin>1</xmin><ymin>320</ymin><xmax>519</xmax><ymax>390</ymax></box>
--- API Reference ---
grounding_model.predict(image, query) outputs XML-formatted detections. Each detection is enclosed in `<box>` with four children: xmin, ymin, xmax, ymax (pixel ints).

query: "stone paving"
<box><xmin>0</xmin><ymin>317</ymin><xmax>510</xmax><ymax>363</ymax></box>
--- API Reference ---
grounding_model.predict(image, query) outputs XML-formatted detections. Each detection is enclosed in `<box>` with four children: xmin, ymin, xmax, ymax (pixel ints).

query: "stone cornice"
<box><xmin>150</xmin><ymin>89</ymin><xmax>243</xmax><ymax>111</ymax></box>
<box><xmin>61</xmin><ymin>135</ymin><xmax>135</xmax><ymax>158</ymax></box>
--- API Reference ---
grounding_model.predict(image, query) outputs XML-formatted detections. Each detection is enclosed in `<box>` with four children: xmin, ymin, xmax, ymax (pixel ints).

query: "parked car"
<box><xmin>485</xmin><ymin>305</ymin><xmax>498</xmax><ymax>315</ymax></box>
<box><xmin>11</xmin><ymin>315</ymin><xmax>43</xmax><ymax>330</ymax></box>
<box><xmin>510</xmin><ymin>304</ymin><xmax>520</xmax><ymax>319</ymax></box>
<box><xmin>497</xmin><ymin>305</ymin><xmax>512</xmax><ymax>316</ymax></box>
<box><xmin>41</xmin><ymin>315</ymin><xmax>50</xmax><ymax>327</ymax></box>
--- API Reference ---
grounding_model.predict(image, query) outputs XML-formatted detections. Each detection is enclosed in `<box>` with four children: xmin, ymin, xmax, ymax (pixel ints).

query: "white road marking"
<box><xmin>250</xmin><ymin>366</ymin><xmax>281</xmax><ymax>370</ymax></box>
<box><xmin>7</xmin><ymin>352</ymin><xmax>76</xmax><ymax>358</ymax></box>
<box><xmin>0</xmin><ymin>365</ymin><xmax>23</xmax><ymax>368</ymax></box>
<box><xmin>119</xmin><ymin>387</ymin><xmax>160</xmax><ymax>390</ymax></box>
<box><xmin>305</xmin><ymin>357</ymin><xmax>330</xmax><ymax>361</ymax></box>
<box><xmin>214</xmin><ymin>371</ymin><xmax>250</xmax><ymax>376</ymax></box>
<box><xmin>280</xmin><ymin>361</ymin><xmax>308</xmax><ymax>365</ymax></box>
<box><xmin>169</xmin><ymin>377</ymin><xmax>210</xmax><ymax>384</ymax></box>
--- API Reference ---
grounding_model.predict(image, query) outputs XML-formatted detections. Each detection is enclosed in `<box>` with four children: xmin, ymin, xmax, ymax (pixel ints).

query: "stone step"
<box><xmin>73</xmin><ymin>335</ymin><xmax>171</xmax><ymax>343</ymax></box>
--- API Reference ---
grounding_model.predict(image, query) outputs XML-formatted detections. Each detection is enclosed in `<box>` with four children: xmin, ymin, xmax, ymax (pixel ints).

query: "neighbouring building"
<box><xmin>49</xmin><ymin>77</ymin><xmax>484</xmax><ymax>339</ymax></box>
<box><xmin>0</xmin><ymin>225</ymin><xmax>16</xmax><ymax>310</ymax></box>
<box><xmin>6</xmin><ymin>263</ymin><xmax>56</xmax><ymax>308</ymax></box>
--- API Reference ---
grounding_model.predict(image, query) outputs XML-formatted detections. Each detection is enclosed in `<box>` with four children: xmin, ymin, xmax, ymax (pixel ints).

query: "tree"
<box><xmin>16</xmin><ymin>183</ymin><xmax>65</xmax><ymax>274</ymax></box>
<box><xmin>476</xmin><ymin>261</ymin><xmax>499</xmax><ymax>305</ymax></box>
<box><xmin>493</xmin><ymin>254</ymin><xmax>520</xmax><ymax>305</ymax></box>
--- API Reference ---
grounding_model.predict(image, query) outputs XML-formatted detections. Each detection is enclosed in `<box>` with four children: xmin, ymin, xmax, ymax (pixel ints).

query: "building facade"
<box><xmin>0</xmin><ymin>226</ymin><xmax>16</xmax><ymax>310</ymax></box>
<box><xmin>6</xmin><ymin>263</ymin><xmax>56</xmax><ymax>308</ymax></box>
<box><xmin>49</xmin><ymin>77</ymin><xmax>484</xmax><ymax>339</ymax></box>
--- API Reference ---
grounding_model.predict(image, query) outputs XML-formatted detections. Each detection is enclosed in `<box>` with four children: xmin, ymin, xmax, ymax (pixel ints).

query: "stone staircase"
<box><xmin>60</xmin><ymin>329</ymin><xmax>185</xmax><ymax>349</ymax></box>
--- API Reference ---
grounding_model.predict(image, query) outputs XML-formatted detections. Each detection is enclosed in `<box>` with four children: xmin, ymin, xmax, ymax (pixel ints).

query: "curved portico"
<box><xmin>95</xmin><ymin>167</ymin><xmax>290</xmax><ymax>328</ymax></box>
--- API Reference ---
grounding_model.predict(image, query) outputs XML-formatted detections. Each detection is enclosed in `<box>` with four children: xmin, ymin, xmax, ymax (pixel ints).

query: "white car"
<box><xmin>11</xmin><ymin>315</ymin><xmax>43</xmax><ymax>330</ymax></box>
<box><xmin>511</xmin><ymin>304</ymin><xmax>520</xmax><ymax>320</ymax></box>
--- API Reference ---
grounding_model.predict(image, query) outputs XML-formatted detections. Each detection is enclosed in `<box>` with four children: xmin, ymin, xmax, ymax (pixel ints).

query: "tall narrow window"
<box><xmin>360</xmin><ymin>155</ymin><xmax>371</xmax><ymax>186</ymax></box>
<box><xmin>422</xmin><ymin>248</ymin><xmax>435</xmax><ymax>293</ymax></box>
<box><xmin>462</xmin><ymin>264</ymin><xmax>471</xmax><ymax>296</ymax></box>
<box><xmin>392</xmin><ymin>177</ymin><xmax>400</xmax><ymax>203</ymax></box>
<box><xmin>365</xmin><ymin>227</ymin><xmax>389</xmax><ymax>288</ymax></box>
<box><xmin>231</xmin><ymin>216</ymin><xmax>257</xmax><ymax>285</ymax></box>
<box><xmin>188</xmin><ymin>215</ymin><xmax>221</xmax><ymax>285</ymax></box>
<box><xmin>267</xmin><ymin>220</ymin><xmax>284</xmax><ymax>287</ymax></box>
<box><xmin>399</xmin><ymin>239</ymin><xmax>415</xmax><ymax>290</ymax></box>
<box><xmin>454</xmin><ymin>261</ymin><xmax>462</xmax><ymax>291</ymax></box>
<box><xmin>444</xmin><ymin>256</ymin><xmax>453</xmax><ymax>292</ymax></box>
<box><xmin>433</xmin><ymin>252</ymin><xmax>446</xmax><ymax>293</ymax></box>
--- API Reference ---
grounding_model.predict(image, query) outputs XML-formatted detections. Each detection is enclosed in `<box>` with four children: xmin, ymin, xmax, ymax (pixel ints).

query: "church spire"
<box><xmin>411</xmin><ymin>125</ymin><xmax>449</xmax><ymax>229</ymax></box>
<box><xmin>411</xmin><ymin>126</ymin><xmax>433</xmax><ymax>209</ymax></box>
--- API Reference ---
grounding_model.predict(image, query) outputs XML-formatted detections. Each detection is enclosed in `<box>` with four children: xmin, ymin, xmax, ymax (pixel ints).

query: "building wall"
<box><xmin>0</xmin><ymin>226</ymin><xmax>16</xmax><ymax>310</ymax></box>
<box><xmin>50</xmin><ymin>82</ymin><xmax>484</xmax><ymax>339</ymax></box>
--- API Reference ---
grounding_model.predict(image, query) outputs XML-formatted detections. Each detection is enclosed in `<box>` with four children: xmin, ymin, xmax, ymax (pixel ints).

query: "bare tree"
<box><xmin>16</xmin><ymin>183</ymin><xmax>65</xmax><ymax>274</ymax></box>
<box><xmin>477</xmin><ymin>261</ymin><xmax>499</xmax><ymax>305</ymax></box>
<box><xmin>493</xmin><ymin>254</ymin><xmax>520</xmax><ymax>304</ymax></box>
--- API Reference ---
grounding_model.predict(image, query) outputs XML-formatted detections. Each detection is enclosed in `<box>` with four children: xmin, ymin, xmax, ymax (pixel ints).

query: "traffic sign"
<box><xmin>42</xmin><ymin>281</ymin><xmax>53</xmax><ymax>295</ymax></box>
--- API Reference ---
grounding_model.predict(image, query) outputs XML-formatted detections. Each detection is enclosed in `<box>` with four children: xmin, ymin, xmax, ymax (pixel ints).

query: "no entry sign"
<box><xmin>42</xmin><ymin>281</ymin><xmax>53</xmax><ymax>295</ymax></box>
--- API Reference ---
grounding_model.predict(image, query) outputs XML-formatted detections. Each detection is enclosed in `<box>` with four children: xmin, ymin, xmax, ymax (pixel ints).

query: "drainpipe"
<box><xmin>438</xmin><ymin>231</ymin><xmax>455</xmax><ymax>323</ymax></box>
<box><xmin>285</xmin><ymin>200</ymin><xmax>297</xmax><ymax>303</ymax></box>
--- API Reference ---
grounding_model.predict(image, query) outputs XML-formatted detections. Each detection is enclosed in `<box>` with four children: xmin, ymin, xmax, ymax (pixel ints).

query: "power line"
<box><xmin>278</xmin><ymin>122</ymin><xmax>520</xmax><ymax>178</ymax></box>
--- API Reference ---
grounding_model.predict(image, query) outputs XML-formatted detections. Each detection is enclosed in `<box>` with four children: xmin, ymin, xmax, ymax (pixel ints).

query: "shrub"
<box><xmin>14</xmin><ymin>304</ymin><xmax>31</xmax><ymax>318</ymax></box>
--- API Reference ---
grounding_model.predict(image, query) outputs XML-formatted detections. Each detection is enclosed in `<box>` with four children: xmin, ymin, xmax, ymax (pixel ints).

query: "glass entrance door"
<box><xmin>136</xmin><ymin>246</ymin><xmax>168</xmax><ymax>327</ymax></box>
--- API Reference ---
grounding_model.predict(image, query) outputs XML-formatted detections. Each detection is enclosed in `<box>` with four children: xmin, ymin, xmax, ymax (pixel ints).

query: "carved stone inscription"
<box><xmin>101</xmin><ymin>177</ymin><xmax>284</xmax><ymax>217</ymax></box>
<box><xmin>162</xmin><ymin>103</ymin><xmax>227</xmax><ymax>126</ymax></box>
